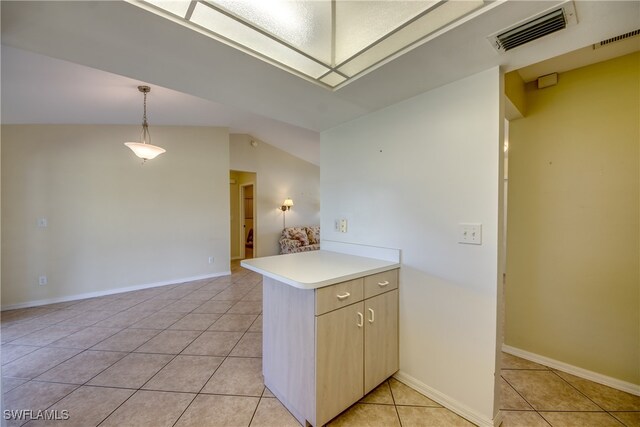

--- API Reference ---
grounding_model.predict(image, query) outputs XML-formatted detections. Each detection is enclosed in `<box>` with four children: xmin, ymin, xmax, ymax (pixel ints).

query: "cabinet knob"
<box><xmin>357</xmin><ymin>312</ymin><xmax>364</xmax><ymax>327</ymax></box>
<box><xmin>378</xmin><ymin>280</ymin><xmax>390</xmax><ymax>287</ymax></box>
<box><xmin>336</xmin><ymin>292</ymin><xmax>351</xmax><ymax>300</ymax></box>
<box><xmin>368</xmin><ymin>308</ymin><xmax>375</xmax><ymax>323</ymax></box>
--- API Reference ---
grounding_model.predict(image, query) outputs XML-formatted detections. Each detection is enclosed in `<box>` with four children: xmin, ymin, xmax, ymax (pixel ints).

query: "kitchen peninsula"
<box><xmin>242</xmin><ymin>243</ymin><xmax>400</xmax><ymax>426</ymax></box>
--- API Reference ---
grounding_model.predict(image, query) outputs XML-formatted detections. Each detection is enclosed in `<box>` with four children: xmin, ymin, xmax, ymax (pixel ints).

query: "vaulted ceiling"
<box><xmin>2</xmin><ymin>1</ymin><xmax>638</xmax><ymax>165</ymax></box>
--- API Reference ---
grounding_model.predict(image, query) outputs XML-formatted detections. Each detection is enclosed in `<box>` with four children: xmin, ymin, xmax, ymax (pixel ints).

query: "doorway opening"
<box><xmin>230</xmin><ymin>170</ymin><xmax>257</xmax><ymax>260</ymax></box>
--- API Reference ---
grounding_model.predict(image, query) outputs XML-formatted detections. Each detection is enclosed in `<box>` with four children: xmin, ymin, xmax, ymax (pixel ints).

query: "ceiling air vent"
<box><xmin>488</xmin><ymin>2</ymin><xmax>577</xmax><ymax>52</ymax></box>
<box><xmin>593</xmin><ymin>29</ymin><xmax>640</xmax><ymax>49</ymax></box>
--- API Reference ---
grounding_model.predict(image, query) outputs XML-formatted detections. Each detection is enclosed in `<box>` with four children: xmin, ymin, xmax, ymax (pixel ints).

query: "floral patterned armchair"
<box><xmin>280</xmin><ymin>226</ymin><xmax>320</xmax><ymax>254</ymax></box>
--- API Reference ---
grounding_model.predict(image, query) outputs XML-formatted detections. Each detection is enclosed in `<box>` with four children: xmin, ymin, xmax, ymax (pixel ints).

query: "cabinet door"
<box><xmin>364</xmin><ymin>290</ymin><xmax>399</xmax><ymax>394</ymax></box>
<box><xmin>316</xmin><ymin>302</ymin><xmax>364</xmax><ymax>426</ymax></box>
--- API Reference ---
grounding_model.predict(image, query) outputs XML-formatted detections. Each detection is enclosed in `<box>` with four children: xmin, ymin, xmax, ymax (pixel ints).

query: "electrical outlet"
<box><xmin>458</xmin><ymin>223</ymin><xmax>482</xmax><ymax>245</ymax></box>
<box><xmin>339</xmin><ymin>219</ymin><xmax>348</xmax><ymax>233</ymax></box>
<box><xmin>208</xmin><ymin>256</ymin><xmax>214</xmax><ymax>264</ymax></box>
<box><xmin>39</xmin><ymin>275</ymin><xmax>47</xmax><ymax>286</ymax></box>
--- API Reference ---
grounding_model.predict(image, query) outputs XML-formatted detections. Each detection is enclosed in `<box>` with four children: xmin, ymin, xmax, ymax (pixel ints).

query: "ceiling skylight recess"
<box><xmin>129</xmin><ymin>0</ymin><xmax>487</xmax><ymax>90</ymax></box>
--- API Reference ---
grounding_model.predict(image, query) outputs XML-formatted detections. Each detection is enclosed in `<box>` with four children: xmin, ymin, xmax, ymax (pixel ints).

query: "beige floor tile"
<box><xmin>502</xmin><ymin>370</ymin><xmax>600</xmax><ymax>411</ymax></box>
<box><xmin>1</xmin><ymin>322</ymin><xmax>50</xmax><ymax>343</ymax></box>
<box><xmin>10</xmin><ymin>325</ymin><xmax>84</xmax><ymax>346</ymax></box>
<box><xmin>100</xmin><ymin>390</ymin><xmax>195</xmax><ymax>427</ymax></box>
<box><xmin>57</xmin><ymin>310</ymin><xmax>114</xmax><ymax>326</ymax></box>
<box><xmin>502</xmin><ymin>353</ymin><xmax>549</xmax><ymax>370</ymax></box>
<box><xmin>175</xmin><ymin>394</ymin><xmax>259</xmax><ymax>427</ymax></box>
<box><xmin>35</xmin><ymin>350</ymin><xmax>126</xmax><ymax>384</ymax></box>
<box><xmin>389</xmin><ymin>378</ymin><xmax>440</xmax><ymax>407</ymax></box>
<box><xmin>263</xmin><ymin>387</ymin><xmax>275</xmax><ymax>397</ymax></box>
<box><xmin>395</xmin><ymin>406</ymin><xmax>473</xmax><ymax>427</ymax></box>
<box><xmin>130</xmin><ymin>311</ymin><xmax>185</xmax><ymax>329</ymax></box>
<box><xmin>168</xmin><ymin>313</ymin><xmax>222</xmax><ymax>331</ymax></box>
<box><xmin>155</xmin><ymin>289</ymin><xmax>197</xmax><ymax>300</ymax></box>
<box><xmin>2</xmin><ymin>345</ymin><xmax>41</xmax><ymax>365</ymax></box>
<box><xmin>2</xmin><ymin>347</ymin><xmax>82</xmax><ymax>379</ymax></box>
<box><xmin>501</xmin><ymin>410</ymin><xmax>551</xmax><ymax>427</ymax></box>
<box><xmin>26</xmin><ymin>386</ymin><xmax>135</xmax><ymax>427</ymax></box>
<box><xmin>611</xmin><ymin>411</ymin><xmax>640</xmax><ymax>427</ymax></box>
<box><xmin>92</xmin><ymin>310</ymin><xmax>153</xmax><ymax>328</ymax></box>
<box><xmin>90</xmin><ymin>328</ymin><xmax>159</xmax><ymax>352</ymax></box>
<box><xmin>360</xmin><ymin>381</ymin><xmax>394</xmax><ymax>405</ymax></box>
<box><xmin>229</xmin><ymin>332</ymin><xmax>262</xmax><ymax>357</ymax></box>
<box><xmin>208</xmin><ymin>314</ymin><xmax>258</xmax><ymax>332</ymax></box>
<box><xmin>143</xmin><ymin>355</ymin><xmax>223</xmax><ymax>393</ymax></box>
<box><xmin>248</xmin><ymin>315</ymin><xmax>263</xmax><ymax>332</ymax></box>
<box><xmin>159</xmin><ymin>300</ymin><xmax>203</xmax><ymax>313</ymax></box>
<box><xmin>87</xmin><ymin>353</ymin><xmax>173</xmax><ymax>388</ymax></box>
<box><xmin>180</xmin><ymin>290</ymin><xmax>218</xmax><ymax>302</ymax></box>
<box><xmin>181</xmin><ymin>331</ymin><xmax>243</xmax><ymax>356</ymax></box>
<box><xmin>1</xmin><ymin>308</ymin><xmax>58</xmax><ymax>325</ymax></box>
<box><xmin>500</xmin><ymin>377</ymin><xmax>533</xmax><ymax>410</ymax></box>
<box><xmin>328</xmin><ymin>403</ymin><xmax>400</xmax><ymax>426</ymax></box>
<box><xmin>48</xmin><ymin>326</ymin><xmax>122</xmax><ymax>349</ymax></box>
<box><xmin>213</xmin><ymin>289</ymin><xmax>249</xmax><ymax>302</ymax></box>
<box><xmin>227</xmin><ymin>301</ymin><xmax>263</xmax><ymax>314</ymax></box>
<box><xmin>97</xmin><ymin>299</ymin><xmax>142</xmax><ymax>312</ymax></box>
<box><xmin>63</xmin><ymin>299</ymin><xmax>111</xmax><ymax>312</ymax></box>
<box><xmin>25</xmin><ymin>310</ymin><xmax>85</xmax><ymax>325</ymax></box>
<box><xmin>2</xmin><ymin>378</ymin><xmax>28</xmax><ymax>394</ymax></box>
<box><xmin>193</xmin><ymin>300</ymin><xmax>235</xmax><ymax>314</ymax></box>
<box><xmin>553</xmin><ymin>371</ymin><xmax>640</xmax><ymax>411</ymax></box>
<box><xmin>134</xmin><ymin>330</ymin><xmax>201</xmax><ymax>354</ymax></box>
<box><xmin>540</xmin><ymin>411</ymin><xmax>625</xmax><ymax>426</ymax></box>
<box><xmin>3</xmin><ymin>381</ymin><xmax>77</xmax><ymax>426</ymax></box>
<box><xmin>201</xmin><ymin>357</ymin><xmax>263</xmax><ymax>396</ymax></box>
<box><xmin>250</xmin><ymin>397</ymin><xmax>302</xmax><ymax>427</ymax></box>
<box><xmin>125</xmin><ymin>298</ymin><xmax>175</xmax><ymax>312</ymax></box>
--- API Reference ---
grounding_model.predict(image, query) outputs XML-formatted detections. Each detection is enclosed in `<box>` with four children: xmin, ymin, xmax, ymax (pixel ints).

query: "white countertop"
<box><xmin>241</xmin><ymin>250</ymin><xmax>399</xmax><ymax>290</ymax></box>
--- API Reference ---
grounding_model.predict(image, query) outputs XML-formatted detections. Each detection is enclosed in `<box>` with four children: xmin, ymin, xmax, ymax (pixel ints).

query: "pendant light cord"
<box><xmin>141</xmin><ymin>88</ymin><xmax>151</xmax><ymax>145</ymax></box>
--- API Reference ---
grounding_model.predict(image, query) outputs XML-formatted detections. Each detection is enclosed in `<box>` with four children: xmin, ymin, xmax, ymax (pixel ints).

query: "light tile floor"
<box><xmin>1</xmin><ymin>262</ymin><xmax>638</xmax><ymax>426</ymax></box>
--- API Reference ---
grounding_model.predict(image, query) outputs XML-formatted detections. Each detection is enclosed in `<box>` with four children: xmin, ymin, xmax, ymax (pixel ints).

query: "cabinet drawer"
<box><xmin>364</xmin><ymin>269</ymin><xmax>398</xmax><ymax>299</ymax></box>
<box><xmin>316</xmin><ymin>278</ymin><xmax>364</xmax><ymax>316</ymax></box>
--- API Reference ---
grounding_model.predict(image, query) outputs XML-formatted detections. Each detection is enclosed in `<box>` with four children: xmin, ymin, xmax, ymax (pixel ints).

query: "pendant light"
<box><xmin>124</xmin><ymin>85</ymin><xmax>166</xmax><ymax>162</ymax></box>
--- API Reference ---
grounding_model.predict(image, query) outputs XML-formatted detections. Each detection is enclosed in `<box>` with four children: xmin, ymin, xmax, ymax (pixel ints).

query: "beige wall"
<box><xmin>321</xmin><ymin>68</ymin><xmax>503</xmax><ymax>424</ymax></box>
<box><xmin>2</xmin><ymin>125</ymin><xmax>230</xmax><ymax>308</ymax></box>
<box><xmin>229</xmin><ymin>134</ymin><xmax>320</xmax><ymax>257</ymax></box>
<box><xmin>506</xmin><ymin>53</ymin><xmax>640</xmax><ymax>384</ymax></box>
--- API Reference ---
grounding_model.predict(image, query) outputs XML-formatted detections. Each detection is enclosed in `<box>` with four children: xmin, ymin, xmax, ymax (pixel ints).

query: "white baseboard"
<box><xmin>393</xmin><ymin>371</ymin><xmax>497</xmax><ymax>427</ymax></box>
<box><xmin>1</xmin><ymin>271</ymin><xmax>231</xmax><ymax>311</ymax></box>
<box><xmin>502</xmin><ymin>344</ymin><xmax>640</xmax><ymax>396</ymax></box>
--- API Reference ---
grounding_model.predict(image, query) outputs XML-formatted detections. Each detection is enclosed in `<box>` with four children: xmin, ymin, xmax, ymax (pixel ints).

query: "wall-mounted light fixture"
<box><xmin>124</xmin><ymin>85</ymin><xmax>166</xmax><ymax>163</ymax></box>
<box><xmin>280</xmin><ymin>198</ymin><xmax>294</xmax><ymax>212</ymax></box>
<box><xmin>280</xmin><ymin>198</ymin><xmax>293</xmax><ymax>228</ymax></box>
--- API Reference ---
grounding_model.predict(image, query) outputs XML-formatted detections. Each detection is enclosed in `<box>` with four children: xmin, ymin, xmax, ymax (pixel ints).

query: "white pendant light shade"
<box><xmin>124</xmin><ymin>142</ymin><xmax>166</xmax><ymax>160</ymax></box>
<box><xmin>124</xmin><ymin>85</ymin><xmax>166</xmax><ymax>162</ymax></box>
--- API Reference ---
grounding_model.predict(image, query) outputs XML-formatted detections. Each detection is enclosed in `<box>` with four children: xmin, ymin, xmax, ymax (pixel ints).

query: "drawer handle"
<box><xmin>378</xmin><ymin>281</ymin><xmax>390</xmax><ymax>287</ymax></box>
<box><xmin>368</xmin><ymin>308</ymin><xmax>375</xmax><ymax>323</ymax></box>
<box><xmin>357</xmin><ymin>312</ymin><xmax>363</xmax><ymax>327</ymax></box>
<box><xmin>336</xmin><ymin>292</ymin><xmax>351</xmax><ymax>300</ymax></box>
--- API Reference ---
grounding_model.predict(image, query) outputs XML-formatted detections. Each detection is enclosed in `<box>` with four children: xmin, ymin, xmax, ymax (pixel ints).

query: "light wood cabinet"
<box><xmin>364</xmin><ymin>289</ymin><xmax>399</xmax><ymax>394</ymax></box>
<box><xmin>263</xmin><ymin>269</ymin><xmax>399</xmax><ymax>427</ymax></box>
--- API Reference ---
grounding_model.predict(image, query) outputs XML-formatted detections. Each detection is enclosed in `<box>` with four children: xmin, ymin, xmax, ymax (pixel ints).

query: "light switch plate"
<box><xmin>458</xmin><ymin>223</ymin><xmax>482</xmax><ymax>245</ymax></box>
<box><xmin>339</xmin><ymin>219</ymin><xmax>348</xmax><ymax>233</ymax></box>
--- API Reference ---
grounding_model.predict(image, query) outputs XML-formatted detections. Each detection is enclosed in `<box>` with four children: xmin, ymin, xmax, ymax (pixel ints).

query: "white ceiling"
<box><xmin>2</xmin><ymin>1</ymin><xmax>638</xmax><ymax>165</ymax></box>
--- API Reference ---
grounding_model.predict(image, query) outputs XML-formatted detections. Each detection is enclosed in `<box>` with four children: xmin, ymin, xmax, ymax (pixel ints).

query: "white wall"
<box><xmin>321</xmin><ymin>68</ymin><xmax>503</xmax><ymax>424</ymax></box>
<box><xmin>229</xmin><ymin>134</ymin><xmax>320</xmax><ymax>257</ymax></box>
<box><xmin>2</xmin><ymin>125</ymin><xmax>230</xmax><ymax>308</ymax></box>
